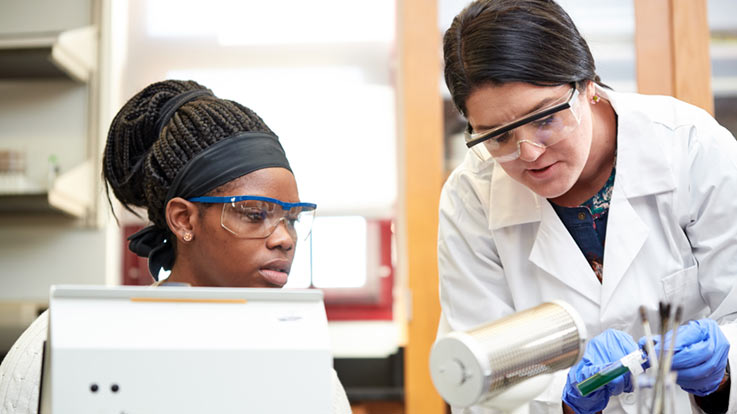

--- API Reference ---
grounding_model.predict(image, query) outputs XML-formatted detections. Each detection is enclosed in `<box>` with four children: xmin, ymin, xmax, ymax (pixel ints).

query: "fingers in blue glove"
<box><xmin>562</xmin><ymin>329</ymin><xmax>640</xmax><ymax>414</ymax></box>
<box><xmin>637</xmin><ymin>319</ymin><xmax>730</xmax><ymax>397</ymax></box>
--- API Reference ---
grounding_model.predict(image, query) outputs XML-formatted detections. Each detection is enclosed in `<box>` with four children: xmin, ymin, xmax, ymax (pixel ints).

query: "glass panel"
<box><xmin>312</xmin><ymin>216</ymin><xmax>367</xmax><ymax>288</ymax></box>
<box><xmin>285</xmin><ymin>232</ymin><xmax>311</xmax><ymax>289</ymax></box>
<box><xmin>284</xmin><ymin>216</ymin><xmax>368</xmax><ymax>289</ymax></box>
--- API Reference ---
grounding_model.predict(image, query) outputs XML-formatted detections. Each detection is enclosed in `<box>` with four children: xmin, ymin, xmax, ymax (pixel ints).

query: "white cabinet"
<box><xmin>0</xmin><ymin>2</ymin><xmax>98</xmax><ymax>219</ymax></box>
<box><xmin>0</xmin><ymin>0</ymin><xmax>106</xmax><ymax>305</ymax></box>
<box><xmin>0</xmin><ymin>26</ymin><xmax>96</xmax><ymax>82</ymax></box>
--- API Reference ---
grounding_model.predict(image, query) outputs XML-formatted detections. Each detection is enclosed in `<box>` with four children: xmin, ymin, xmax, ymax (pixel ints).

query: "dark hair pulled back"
<box><xmin>103</xmin><ymin>80</ymin><xmax>274</xmax><ymax>229</ymax></box>
<box><xmin>444</xmin><ymin>0</ymin><xmax>602</xmax><ymax>116</ymax></box>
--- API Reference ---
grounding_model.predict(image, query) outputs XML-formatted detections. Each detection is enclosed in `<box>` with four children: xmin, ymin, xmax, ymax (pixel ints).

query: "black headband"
<box><xmin>164</xmin><ymin>132</ymin><xmax>291</xmax><ymax>203</ymax></box>
<box><xmin>128</xmin><ymin>132</ymin><xmax>292</xmax><ymax>280</ymax></box>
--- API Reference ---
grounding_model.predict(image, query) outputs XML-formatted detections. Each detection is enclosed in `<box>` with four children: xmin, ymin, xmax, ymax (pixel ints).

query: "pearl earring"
<box><xmin>183</xmin><ymin>232</ymin><xmax>193</xmax><ymax>242</ymax></box>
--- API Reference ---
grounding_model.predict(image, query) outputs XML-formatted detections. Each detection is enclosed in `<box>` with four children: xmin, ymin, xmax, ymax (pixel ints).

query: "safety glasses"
<box><xmin>465</xmin><ymin>86</ymin><xmax>582</xmax><ymax>163</ymax></box>
<box><xmin>188</xmin><ymin>195</ymin><xmax>316</xmax><ymax>241</ymax></box>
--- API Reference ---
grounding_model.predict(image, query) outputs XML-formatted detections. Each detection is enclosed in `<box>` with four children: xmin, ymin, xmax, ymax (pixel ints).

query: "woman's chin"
<box><xmin>528</xmin><ymin>182</ymin><xmax>573</xmax><ymax>200</ymax></box>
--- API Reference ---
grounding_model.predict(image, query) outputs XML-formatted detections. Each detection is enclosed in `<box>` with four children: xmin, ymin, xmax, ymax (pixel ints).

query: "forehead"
<box><xmin>213</xmin><ymin>167</ymin><xmax>299</xmax><ymax>202</ymax></box>
<box><xmin>465</xmin><ymin>82</ymin><xmax>569</xmax><ymax>130</ymax></box>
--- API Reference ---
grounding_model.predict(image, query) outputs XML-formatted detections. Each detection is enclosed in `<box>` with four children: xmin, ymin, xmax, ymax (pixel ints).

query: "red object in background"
<box><xmin>121</xmin><ymin>220</ymin><xmax>395</xmax><ymax>321</ymax></box>
<box><xmin>324</xmin><ymin>219</ymin><xmax>394</xmax><ymax>321</ymax></box>
<box><xmin>122</xmin><ymin>225</ymin><xmax>155</xmax><ymax>286</ymax></box>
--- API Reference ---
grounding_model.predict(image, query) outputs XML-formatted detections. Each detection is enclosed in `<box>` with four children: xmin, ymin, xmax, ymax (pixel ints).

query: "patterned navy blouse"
<box><xmin>550</xmin><ymin>165</ymin><xmax>616</xmax><ymax>283</ymax></box>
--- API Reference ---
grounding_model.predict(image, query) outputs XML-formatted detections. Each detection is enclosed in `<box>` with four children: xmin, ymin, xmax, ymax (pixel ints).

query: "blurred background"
<box><xmin>0</xmin><ymin>1</ymin><xmax>735</xmax><ymax>413</ymax></box>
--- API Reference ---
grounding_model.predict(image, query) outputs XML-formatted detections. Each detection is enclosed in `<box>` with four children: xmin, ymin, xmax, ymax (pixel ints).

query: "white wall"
<box><xmin>0</xmin><ymin>219</ymin><xmax>106</xmax><ymax>302</ymax></box>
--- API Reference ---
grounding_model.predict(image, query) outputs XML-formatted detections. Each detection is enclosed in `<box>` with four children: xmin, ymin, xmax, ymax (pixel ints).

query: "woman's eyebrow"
<box><xmin>475</xmin><ymin>95</ymin><xmax>560</xmax><ymax>132</ymax></box>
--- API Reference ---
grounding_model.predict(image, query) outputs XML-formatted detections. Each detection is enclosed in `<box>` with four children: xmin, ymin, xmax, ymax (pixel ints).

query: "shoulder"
<box><xmin>610</xmin><ymin>90</ymin><xmax>715</xmax><ymax>129</ymax></box>
<box><xmin>439</xmin><ymin>152</ymin><xmax>494</xmax><ymax>237</ymax></box>
<box><xmin>442</xmin><ymin>151</ymin><xmax>495</xmax><ymax>210</ymax></box>
<box><xmin>610</xmin><ymin>90</ymin><xmax>734</xmax><ymax>151</ymax></box>
<box><xmin>0</xmin><ymin>310</ymin><xmax>48</xmax><ymax>414</ymax></box>
<box><xmin>610</xmin><ymin>89</ymin><xmax>737</xmax><ymax>171</ymax></box>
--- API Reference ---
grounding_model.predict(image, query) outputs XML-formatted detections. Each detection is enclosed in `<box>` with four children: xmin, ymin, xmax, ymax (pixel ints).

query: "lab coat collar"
<box><xmin>600</xmin><ymin>86</ymin><xmax>676</xmax><ymax>198</ymax></box>
<box><xmin>488</xmin><ymin>165</ymin><xmax>542</xmax><ymax>230</ymax></box>
<box><xmin>487</xmin><ymin>86</ymin><xmax>675</xmax><ymax>231</ymax></box>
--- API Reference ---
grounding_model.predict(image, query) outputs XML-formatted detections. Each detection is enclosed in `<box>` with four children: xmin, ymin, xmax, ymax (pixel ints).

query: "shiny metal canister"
<box><xmin>430</xmin><ymin>301</ymin><xmax>587</xmax><ymax>407</ymax></box>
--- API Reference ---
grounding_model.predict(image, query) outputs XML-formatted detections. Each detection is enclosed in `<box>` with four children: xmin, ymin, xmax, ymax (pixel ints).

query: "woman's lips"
<box><xmin>526</xmin><ymin>162</ymin><xmax>557</xmax><ymax>179</ymax></box>
<box><xmin>259</xmin><ymin>259</ymin><xmax>291</xmax><ymax>287</ymax></box>
<box><xmin>259</xmin><ymin>269</ymin><xmax>289</xmax><ymax>287</ymax></box>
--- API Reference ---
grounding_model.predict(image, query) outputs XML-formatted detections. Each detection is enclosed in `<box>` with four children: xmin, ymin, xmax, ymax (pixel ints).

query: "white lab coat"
<box><xmin>437</xmin><ymin>87</ymin><xmax>737</xmax><ymax>414</ymax></box>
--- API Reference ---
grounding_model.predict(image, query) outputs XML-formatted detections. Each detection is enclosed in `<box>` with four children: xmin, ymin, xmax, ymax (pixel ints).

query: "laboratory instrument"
<box><xmin>429</xmin><ymin>301</ymin><xmax>586</xmax><ymax>414</ymax></box>
<box><xmin>39</xmin><ymin>285</ymin><xmax>333</xmax><ymax>414</ymax></box>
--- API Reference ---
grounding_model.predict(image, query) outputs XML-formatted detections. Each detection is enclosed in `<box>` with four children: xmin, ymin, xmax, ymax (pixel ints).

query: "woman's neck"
<box><xmin>165</xmin><ymin>257</ymin><xmax>204</xmax><ymax>287</ymax></box>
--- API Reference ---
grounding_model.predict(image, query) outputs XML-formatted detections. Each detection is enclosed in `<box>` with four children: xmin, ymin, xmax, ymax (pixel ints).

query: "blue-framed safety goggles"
<box><xmin>188</xmin><ymin>195</ymin><xmax>317</xmax><ymax>241</ymax></box>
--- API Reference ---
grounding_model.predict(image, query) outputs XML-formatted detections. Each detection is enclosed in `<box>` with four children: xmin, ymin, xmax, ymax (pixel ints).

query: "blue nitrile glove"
<box><xmin>562</xmin><ymin>329</ymin><xmax>641</xmax><ymax>414</ymax></box>
<box><xmin>638</xmin><ymin>318</ymin><xmax>729</xmax><ymax>396</ymax></box>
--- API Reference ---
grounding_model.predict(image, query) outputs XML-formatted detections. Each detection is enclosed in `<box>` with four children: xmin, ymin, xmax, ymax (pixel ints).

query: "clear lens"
<box><xmin>470</xmin><ymin>141</ymin><xmax>493</xmax><ymax>161</ymax></box>
<box><xmin>221</xmin><ymin>199</ymin><xmax>316</xmax><ymax>241</ymax></box>
<box><xmin>467</xmin><ymin>87</ymin><xmax>581</xmax><ymax>163</ymax></box>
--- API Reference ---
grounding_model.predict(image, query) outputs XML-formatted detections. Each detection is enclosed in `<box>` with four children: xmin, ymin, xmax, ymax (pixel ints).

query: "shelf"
<box><xmin>48</xmin><ymin>159</ymin><xmax>94</xmax><ymax>217</ymax></box>
<box><xmin>0</xmin><ymin>160</ymin><xmax>93</xmax><ymax>217</ymax></box>
<box><xmin>0</xmin><ymin>26</ymin><xmax>97</xmax><ymax>82</ymax></box>
<box><xmin>0</xmin><ymin>193</ymin><xmax>54</xmax><ymax>214</ymax></box>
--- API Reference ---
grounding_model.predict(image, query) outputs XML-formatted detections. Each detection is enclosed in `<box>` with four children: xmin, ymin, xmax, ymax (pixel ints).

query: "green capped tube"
<box><xmin>577</xmin><ymin>362</ymin><xmax>630</xmax><ymax>396</ymax></box>
<box><xmin>576</xmin><ymin>349</ymin><xmax>646</xmax><ymax>397</ymax></box>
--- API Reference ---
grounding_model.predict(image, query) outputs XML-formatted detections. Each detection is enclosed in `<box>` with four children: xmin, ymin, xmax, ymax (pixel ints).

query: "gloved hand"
<box><xmin>638</xmin><ymin>318</ymin><xmax>729</xmax><ymax>396</ymax></box>
<box><xmin>562</xmin><ymin>329</ymin><xmax>640</xmax><ymax>414</ymax></box>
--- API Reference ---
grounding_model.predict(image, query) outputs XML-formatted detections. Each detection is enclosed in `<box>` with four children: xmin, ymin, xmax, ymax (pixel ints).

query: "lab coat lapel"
<box><xmin>600</xmin><ymin>181</ymin><xmax>648</xmax><ymax>311</ymax></box>
<box><xmin>529</xmin><ymin>200</ymin><xmax>602</xmax><ymax>305</ymax></box>
<box><xmin>489</xmin><ymin>165</ymin><xmax>601</xmax><ymax>304</ymax></box>
<box><xmin>598</xmin><ymin>90</ymin><xmax>674</xmax><ymax>311</ymax></box>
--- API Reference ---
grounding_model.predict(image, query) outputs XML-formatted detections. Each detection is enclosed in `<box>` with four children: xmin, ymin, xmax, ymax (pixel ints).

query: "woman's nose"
<box><xmin>266</xmin><ymin>219</ymin><xmax>295</xmax><ymax>251</ymax></box>
<box><xmin>517</xmin><ymin>140</ymin><xmax>546</xmax><ymax>162</ymax></box>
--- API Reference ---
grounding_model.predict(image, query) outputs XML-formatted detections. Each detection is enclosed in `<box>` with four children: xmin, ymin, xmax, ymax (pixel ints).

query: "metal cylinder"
<box><xmin>430</xmin><ymin>301</ymin><xmax>587</xmax><ymax>407</ymax></box>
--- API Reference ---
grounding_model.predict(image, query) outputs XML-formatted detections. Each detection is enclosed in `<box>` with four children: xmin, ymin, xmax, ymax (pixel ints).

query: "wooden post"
<box><xmin>395</xmin><ymin>0</ymin><xmax>445</xmax><ymax>413</ymax></box>
<box><xmin>634</xmin><ymin>0</ymin><xmax>713</xmax><ymax>114</ymax></box>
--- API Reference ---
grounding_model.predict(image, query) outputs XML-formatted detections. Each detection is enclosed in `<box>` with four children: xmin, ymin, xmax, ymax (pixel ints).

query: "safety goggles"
<box><xmin>464</xmin><ymin>86</ymin><xmax>581</xmax><ymax>163</ymax></box>
<box><xmin>188</xmin><ymin>195</ymin><xmax>317</xmax><ymax>241</ymax></box>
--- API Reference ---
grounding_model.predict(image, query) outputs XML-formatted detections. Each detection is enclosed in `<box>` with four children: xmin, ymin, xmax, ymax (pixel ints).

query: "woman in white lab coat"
<box><xmin>0</xmin><ymin>80</ymin><xmax>352</xmax><ymax>414</ymax></box>
<box><xmin>438</xmin><ymin>1</ymin><xmax>736</xmax><ymax>413</ymax></box>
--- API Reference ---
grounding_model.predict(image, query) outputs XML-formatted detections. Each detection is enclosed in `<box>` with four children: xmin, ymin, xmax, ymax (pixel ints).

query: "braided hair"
<box><xmin>103</xmin><ymin>80</ymin><xmax>274</xmax><ymax>230</ymax></box>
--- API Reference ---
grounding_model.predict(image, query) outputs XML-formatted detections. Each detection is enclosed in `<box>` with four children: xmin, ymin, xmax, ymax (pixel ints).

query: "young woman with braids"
<box><xmin>0</xmin><ymin>80</ymin><xmax>352</xmax><ymax>413</ymax></box>
<box><xmin>437</xmin><ymin>1</ymin><xmax>736</xmax><ymax>413</ymax></box>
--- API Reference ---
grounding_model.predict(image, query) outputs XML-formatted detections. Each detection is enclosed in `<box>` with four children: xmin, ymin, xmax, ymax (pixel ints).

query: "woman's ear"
<box><xmin>165</xmin><ymin>197</ymin><xmax>200</xmax><ymax>244</ymax></box>
<box><xmin>586</xmin><ymin>81</ymin><xmax>598</xmax><ymax>103</ymax></box>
